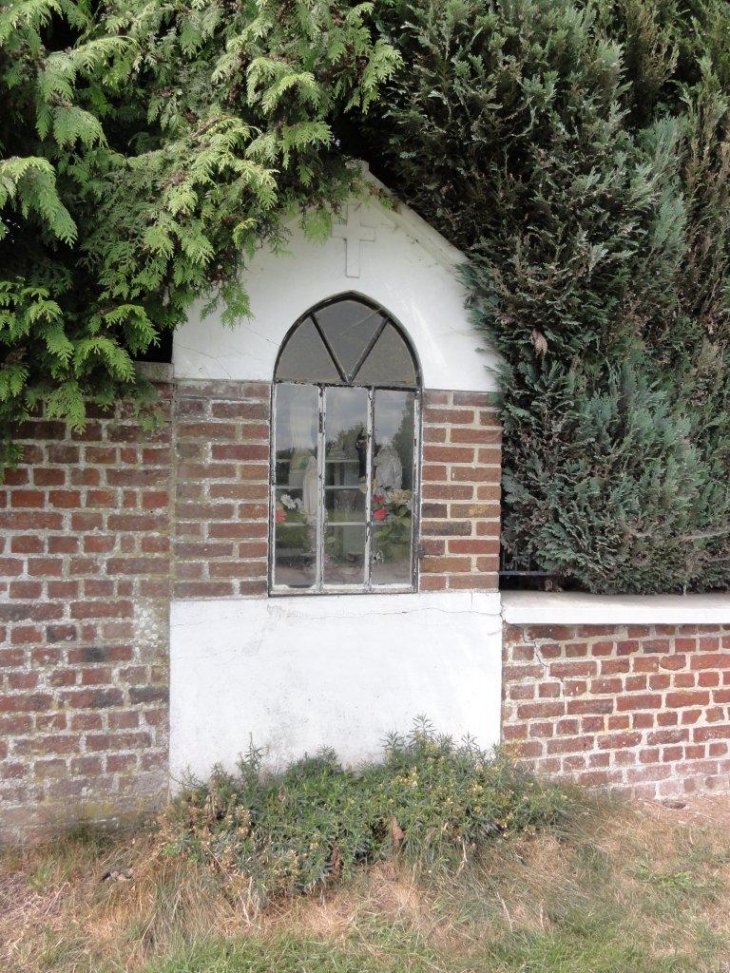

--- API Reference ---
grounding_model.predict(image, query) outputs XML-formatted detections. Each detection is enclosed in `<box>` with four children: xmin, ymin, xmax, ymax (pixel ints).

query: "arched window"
<box><xmin>271</xmin><ymin>295</ymin><xmax>421</xmax><ymax>593</ymax></box>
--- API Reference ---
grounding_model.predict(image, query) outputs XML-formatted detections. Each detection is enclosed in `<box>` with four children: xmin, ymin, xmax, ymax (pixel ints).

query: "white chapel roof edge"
<box><xmin>353</xmin><ymin>160</ymin><xmax>468</xmax><ymax>273</ymax></box>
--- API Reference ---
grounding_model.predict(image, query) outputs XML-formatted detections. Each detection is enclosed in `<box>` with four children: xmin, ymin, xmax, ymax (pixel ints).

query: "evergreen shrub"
<box><xmin>162</xmin><ymin>723</ymin><xmax>566</xmax><ymax>905</ymax></box>
<box><xmin>361</xmin><ymin>0</ymin><xmax>730</xmax><ymax>593</ymax></box>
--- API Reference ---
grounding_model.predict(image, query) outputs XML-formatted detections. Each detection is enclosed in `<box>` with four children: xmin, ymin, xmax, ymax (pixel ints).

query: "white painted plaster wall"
<box><xmin>173</xmin><ymin>178</ymin><xmax>499</xmax><ymax>393</ymax></box>
<box><xmin>169</xmin><ymin>592</ymin><xmax>502</xmax><ymax>782</ymax></box>
<box><xmin>501</xmin><ymin>591</ymin><xmax>730</xmax><ymax>625</ymax></box>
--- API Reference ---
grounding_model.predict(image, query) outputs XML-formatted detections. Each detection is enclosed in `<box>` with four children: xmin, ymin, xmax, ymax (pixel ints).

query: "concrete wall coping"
<box><xmin>135</xmin><ymin>361</ymin><xmax>174</xmax><ymax>383</ymax></box>
<box><xmin>501</xmin><ymin>591</ymin><xmax>730</xmax><ymax>625</ymax></box>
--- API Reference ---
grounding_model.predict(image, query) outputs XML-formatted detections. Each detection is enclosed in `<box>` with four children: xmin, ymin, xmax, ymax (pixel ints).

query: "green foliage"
<box><xmin>361</xmin><ymin>0</ymin><xmax>730</xmax><ymax>592</ymax></box>
<box><xmin>163</xmin><ymin>722</ymin><xmax>566</xmax><ymax>906</ymax></box>
<box><xmin>0</xmin><ymin>0</ymin><xmax>400</xmax><ymax>459</ymax></box>
<box><xmin>3</xmin><ymin>0</ymin><xmax>730</xmax><ymax>592</ymax></box>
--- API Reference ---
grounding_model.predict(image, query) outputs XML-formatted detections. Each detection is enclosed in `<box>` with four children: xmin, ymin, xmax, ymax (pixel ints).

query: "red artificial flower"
<box><xmin>373</xmin><ymin>508</ymin><xmax>387</xmax><ymax>522</ymax></box>
<box><xmin>275</xmin><ymin>509</ymin><xmax>287</xmax><ymax>523</ymax></box>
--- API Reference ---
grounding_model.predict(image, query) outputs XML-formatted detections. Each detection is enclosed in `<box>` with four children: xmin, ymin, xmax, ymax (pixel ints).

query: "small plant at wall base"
<box><xmin>162</xmin><ymin>723</ymin><xmax>567</xmax><ymax>907</ymax></box>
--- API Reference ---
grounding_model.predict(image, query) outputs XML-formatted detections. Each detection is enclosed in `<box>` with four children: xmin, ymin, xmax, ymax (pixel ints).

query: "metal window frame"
<box><xmin>269</xmin><ymin>293</ymin><xmax>422</xmax><ymax>597</ymax></box>
<box><xmin>269</xmin><ymin>381</ymin><xmax>421</xmax><ymax>596</ymax></box>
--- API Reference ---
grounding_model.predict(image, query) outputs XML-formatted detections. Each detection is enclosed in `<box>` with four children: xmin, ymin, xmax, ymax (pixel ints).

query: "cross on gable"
<box><xmin>332</xmin><ymin>203</ymin><xmax>376</xmax><ymax>278</ymax></box>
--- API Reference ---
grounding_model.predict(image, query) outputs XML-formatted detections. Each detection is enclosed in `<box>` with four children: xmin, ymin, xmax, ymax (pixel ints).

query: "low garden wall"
<box><xmin>501</xmin><ymin>593</ymin><xmax>730</xmax><ymax>799</ymax></box>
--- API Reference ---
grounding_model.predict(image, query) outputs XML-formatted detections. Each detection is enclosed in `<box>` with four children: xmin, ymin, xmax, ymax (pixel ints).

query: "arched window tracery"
<box><xmin>271</xmin><ymin>295</ymin><xmax>421</xmax><ymax>593</ymax></box>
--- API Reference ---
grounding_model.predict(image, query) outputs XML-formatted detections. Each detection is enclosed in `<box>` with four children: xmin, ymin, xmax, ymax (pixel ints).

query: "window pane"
<box><xmin>325</xmin><ymin>386</ymin><xmax>368</xmax><ymax>480</ymax></box>
<box><xmin>324</xmin><ymin>525</ymin><xmax>366</xmax><ymax>585</ymax></box>
<box><xmin>353</xmin><ymin>323</ymin><xmax>417</xmax><ymax>387</ymax></box>
<box><xmin>314</xmin><ymin>300</ymin><xmax>385</xmax><ymax>380</ymax></box>
<box><xmin>325</xmin><ymin>487</ymin><xmax>366</xmax><ymax>523</ymax></box>
<box><xmin>274</xmin><ymin>525</ymin><xmax>316</xmax><ymax>588</ymax></box>
<box><xmin>276</xmin><ymin>316</ymin><xmax>342</xmax><ymax>383</ymax></box>
<box><xmin>371</xmin><ymin>390</ymin><xmax>416</xmax><ymax>586</ymax></box>
<box><xmin>324</xmin><ymin>387</ymin><xmax>368</xmax><ymax>585</ymax></box>
<box><xmin>371</xmin><ymin>527</ymin><xmax>413</xmax><ymax>585</ymax></box>
<box><xmin>273</xmin><ymin>384</ymin><xmax>318</xmax><ymax>588</ymax></box>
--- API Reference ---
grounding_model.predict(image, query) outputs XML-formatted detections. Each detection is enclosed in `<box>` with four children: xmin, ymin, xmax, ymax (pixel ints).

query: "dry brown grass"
<box><xmin>1</xmin><ymin>793</ymin><xmax>729</xmax><ymax>973</ymax></box>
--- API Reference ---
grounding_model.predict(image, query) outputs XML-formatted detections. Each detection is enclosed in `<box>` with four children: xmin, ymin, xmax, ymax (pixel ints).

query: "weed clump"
<box><xmin>162</xmin><ymin>723</ymin><xmax>567</xmax><ymax>906</ymax></box>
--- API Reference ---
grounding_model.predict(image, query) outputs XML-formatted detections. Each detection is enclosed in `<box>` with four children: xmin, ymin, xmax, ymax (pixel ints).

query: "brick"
<box><xmin>107</xmin><ymin>513</ymin><xmax>167</xmax><ymax>532</ymax></box>
<box><xmin>70</xmin><ymin>468</ymin><xmax>101</xmax><ymax>487</ymax></box>
<box><xmin>48</xmin><ymin>535</ymin><xmax>79</xmax><ymax>554</ymax></box>
<box><xmin>47</xmin><ymin>444</ymin><xmax>79</xmax><ymax>463</ymax></box>
<box><xmin>616</xmin><ymin>693</ymin><xmax>663</xmax><ymax>711</ymax></box>
<box><xmin>106</xmin><ymin>558</ymin><xmax>169</xmax><ymax>576</ymax></box>
<box><xmin>9</xmin><ymin>581</ymin><xmax>43</xmax><ymax>599</ymax></box>
<box><xmin>423</xmin><ymin>408</ymin><xmax>475</xmax><ymax>424</ymax></box>
<box><xmin>60</xmin><ymin>688</ymin><xmax>124</xmax><ymax>709</ymax></box>
<box><xmin>450</xmin><ymin>502</ymin><xmax>501</xmax><ymax>518</ymax></box>
<box><xmin>447</xmin><ymin>539</ymin><xmax>500</xmax><ymax>555</ymax></box>
<box><xmin>3</xmin><ymin>468</ymin><xmax>29</xmax><ymax>485</ymax></box>
<box><xmin>10</xmin><ymin>535</ymin><xmax>44</xmax><ymax>554</ymax></box>
<box><xmin>666</xmin><ymin>690</ymin><xmax>711</xmax><ymax>708</ymax></box>
<box><xmin>690</xmin><ymin>653</ymin><xmax>730</xmax><ymax>670</ymax></box>
<box><xmin>208</xmin><ymin>521</ymin><xmax>268</xmax><ymax>540</ymax></box>
<box><xmin>10</xmin><ymin>490</ymin><xmax>45</xmax><ymax>508</ymax></box>
<box><xmin>70</xmin><ymin>600</ymin><xmax>133</xmax><ymax>619</ymax></box>
<box><xmin>0</xmin><ymin>694</ymin><xmax>53</xmax><ymax>713</ymax></box>
<box><xmin>450</xmin><ymin>427</ymin><xmax>502</xmax><ymax>445</ymax></box>
<box><xmin>71</xmin><ymin>512</ymin><xmax>104</xmax><ymax>531</ymax></box>
<box><xmin>422</xmin><ymin>446</ymin><xmax>475</xmax><ymax>463</ymax></box>
<box><xmin>420</xmin><ymin>520</ymin><xmax>472</xmax><ymax>537</ymax></box>
<box><xmin>450</xmin><ymin>466</ymin><xmax>499</xmax><ymax>483</ymax></box>
<box><xmin>421</xmin><ymin>484</ymin><xmax>473</xmax><ymax>501</ymax></box>
<box><xmin>84</xmin><ymin>489</ymin><xmax>117</xmax><ymax>508</ymax></box>
<box><xmin>174</xmin><ymin>581</ymin><xmax>235</xmax><ymax>598</ymax></box>
<box><xmin>10</xmin><ymin>626</ymin><xmax>42</xmax><ymax>645</ymax></box>
<box><xmin>422</xmin><ymin>464</ymin><xmax>447</xmax><ymax>482</ymax></box>
<box><xmin>177</xmin><ymin>421</ymin><xmax>239</xmax><ymax>440</ymax></box>
<box><xmin>566</xmin><ymin>698</ymin><xmax>614</xmax><ymax>715</ymax></box>
<box><xmin>421</xmin><ymin>556</ymin><xmax>471</xmax><ymax>574</ymax></box>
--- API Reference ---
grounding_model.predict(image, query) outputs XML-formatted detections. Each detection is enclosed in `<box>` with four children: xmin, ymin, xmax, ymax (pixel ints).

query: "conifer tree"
<box><xmin>0</xmin><ymin>0</ymin><xmax>400</xmax><ymax>462</ymax></box>
<box><xmin>362</xmin><ymin>0</ymin><xmax>730</xmax><ymax>592</ymax></box>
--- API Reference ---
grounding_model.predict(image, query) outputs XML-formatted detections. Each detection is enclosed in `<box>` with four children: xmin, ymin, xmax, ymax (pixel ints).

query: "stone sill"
<box><xmin>501</xmin><ymin>591</ymin><xmax>730</xmax><ymax>626</ymax></box>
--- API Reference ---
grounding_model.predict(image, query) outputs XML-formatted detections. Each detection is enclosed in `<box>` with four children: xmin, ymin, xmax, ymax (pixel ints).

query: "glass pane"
<box><xmin>324</xmin><ymin>525</ymin><xmax>365</xmax><ymax>585</ymax></box>
<box><xmin>274</xmin><ymin>525</ymin><xmax>316</xmax><ymax>588</ymax></box>
<box><xmin>273</xmin><ymin>384</ymin><xmax>318</xmax><ymax>588</ymax></box>
<box><xmin>276</xmin><ymin>316</ymin><xmax>341</xmax><ymax>383</ymax></box>
<box><xmin>325</xmin><ymin>386</ymin><xmax>368</xmax><ymax>483</ymax></box>
<box><xmin>325</xmin><ymin>487</ymin><xmax>366</xmax><ymax>523</ymax></box>
<box><xmin>274</xmin><ymin>384</ymin><xmax>318</xmax><ymax>487</ymax></box>
<box><xmin>371</xmin><ymin>390</ymin><xmax>415</xmax><ymax>586</ymax></box>
<box><xmin>314</xmin><ymin>300</ymin><xmax>385</xmax><ymax>380</ymax></box>
<box><xmin>353</xmin><ymin>323</ymin><xmax>417</xmax><ymax>387</ymax></box>
<box><xmin>371</xmin><ymin>526</ymin><xmax>413</xmax><ymax>585</ymax></box>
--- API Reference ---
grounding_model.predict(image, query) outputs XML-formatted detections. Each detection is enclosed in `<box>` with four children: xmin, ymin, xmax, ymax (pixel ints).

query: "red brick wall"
<box><xmin>503</xmin><ymin>623</ymin><xmax>730</xmax><ymax>799</ymax></box>
<box><xmin>173</xmin><ymin>381</ymin><xmax>270</xmax><ymax>599</ymax></box>
<box><xmin>419</xmin><ymin>390</ymin><xmax>501</xmax><ymax>591</ymax></box>
<box><xmin>1</xmin><ymin>389</ymin><xmax>173</xmax><ymax>839</ymax></box>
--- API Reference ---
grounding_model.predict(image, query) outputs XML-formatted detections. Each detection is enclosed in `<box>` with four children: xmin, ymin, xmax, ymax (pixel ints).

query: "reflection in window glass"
<box><xmin>325</xmin><ymin>525</ymin><xmax>366</xmax><ymax>585</ymax></box>
<box><xmin>273</xmin><ymin>384</ymin><xmax>318</xmax><ymax>588</ymax></box>
<box><xmin>271</xmin><ymin>297</ymin><xmax>420</xmax><ymax>593</ymax></box>
<box><xmin>324</xmin><ymin>387</ymin><xmax>368</xmax><ymax>585</ymax></box>
<box><xmin>276</xmin><ymin>317</ymin><xmax>341</xmax><ymax>383</ymax></box>
<box><xmin>314</xmin><ymin>301</ymin><xmax>385</xmax><ymax>380</ymax></box>
<box><xmin>354</xmin><ymin>324</ymin><xmax>418</xmax><ymax>387</ymax></box>
<box><xmin>371</xmin><ymin>391</ymin><xmax>416</xmax><ymax>586</ymax></box>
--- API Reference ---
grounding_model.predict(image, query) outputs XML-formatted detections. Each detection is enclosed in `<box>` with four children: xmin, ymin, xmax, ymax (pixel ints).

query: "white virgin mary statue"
<box><xmin>375</xmin><ymin>441</ymin><xmax>402</xmax><ymax>491</ymax></box>
<box><xmin>302</xmin><ymin>454</ymin><xmax>318</xmax><ymax>521</ymax></box>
